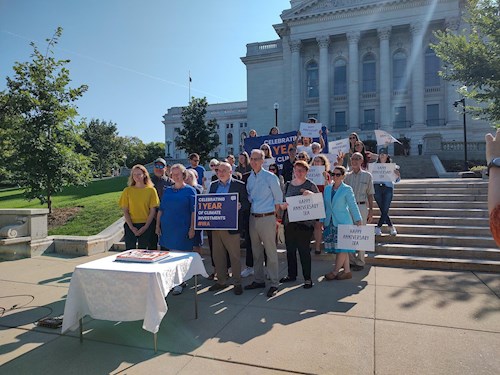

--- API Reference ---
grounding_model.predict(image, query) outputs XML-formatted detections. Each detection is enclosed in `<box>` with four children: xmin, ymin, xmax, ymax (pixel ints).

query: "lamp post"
<box><xmin>453</xmin><ymin>97</ymin><xmax>467</xmax><ymax>170</ymax></box>
<box><xmin>166</xmin><ymin>138</ymin><xmax>172</xmax><ymax>158</ymax></box>
<box><xmin>274</xmin><ymin>102</ymin><xmax>279</xmax><ymax>128</ymax></box>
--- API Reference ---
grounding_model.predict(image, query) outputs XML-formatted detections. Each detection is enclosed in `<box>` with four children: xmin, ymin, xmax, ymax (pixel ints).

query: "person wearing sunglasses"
<box><xmin>148</xmin><ymin>157</ymin><xmax>173</xmax><ymax>249</ymax></box>
<box><xmin>187</xmin><ymin>153</ymin><xmax>205</xmax><ymax>186</ymax></box>
<box><xmin>323</xmin><ymin>166</ymin><xmax>362</xmax><ymax>281</ymax></box>
<box><xmin>268</xmin><ymin>163</ymin><xmax>285</xmax><ymax>192</ymax></box>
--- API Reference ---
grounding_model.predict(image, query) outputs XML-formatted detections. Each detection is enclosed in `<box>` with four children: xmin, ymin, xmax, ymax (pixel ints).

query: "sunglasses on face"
<box><xmin>349</xmin><ymin>137</ymin><xmax>357</xmax><ymax>140</ymax></box>
<box><xmin>210</xmin><ymin>164</ymin><xmax>216</xmax><ymax>167</ymax></box>
<box><xmin>328</xmin><ymin>171</ymin><xmax>343</xmax><ymax>177</ymax></box>
<box><xmin>154</xmin><ymin>164</ymin><xmax>165</xmax><ymax>169</ymax></box>
<box><xmin>269</xmin><ymin>168</ymin><xmax>276</xmax><ymax>171</ymax></box>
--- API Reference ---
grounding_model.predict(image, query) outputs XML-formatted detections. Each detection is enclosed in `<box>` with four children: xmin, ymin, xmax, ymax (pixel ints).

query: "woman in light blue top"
<box><xmin>373</xmin><ymin>148</ymin><xmax>401</xmax><ymax>236</ymax></box>
<box><xmin>323</xmin><ymin>166</ymin><xmax>362</xmax><ymax>281</ymax></box>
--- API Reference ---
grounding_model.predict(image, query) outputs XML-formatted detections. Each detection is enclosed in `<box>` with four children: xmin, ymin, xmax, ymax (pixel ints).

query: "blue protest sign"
<box><xmin>243</xmin><ymin>131</ymin><xmax>297</xmax><ymax>169</ymax></box>
<box><xmin>243</xmin><ymin>127</ymin><xmax>329</xmax><ymax>168</ymax></box>
<box><xmin>195</xmin><ymin>193</ymin><xmax>239</xmax><ymax>230</ymax></box>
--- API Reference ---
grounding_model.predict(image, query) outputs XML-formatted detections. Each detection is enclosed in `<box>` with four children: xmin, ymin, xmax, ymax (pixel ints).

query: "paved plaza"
<box><xmin>1</xmin><ymin>252</ymin><xmax>499</xmax><ymax>374</ymax></box>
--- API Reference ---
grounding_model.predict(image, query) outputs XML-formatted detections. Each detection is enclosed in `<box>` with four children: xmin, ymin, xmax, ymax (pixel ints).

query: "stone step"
<box><xmin>373</xmin><ymin>216</ymin><xmax>490</xmax><ymax>227</ymax></box>
<box><xmin>366</xmin><ymin>254</ymin><xmax>500</xmax><ymax>273</ymax></box>
<box><xmin>388</xmin><ymin>201</ymin><xmax>487</xmax><ymax>209</ymax></box>
<box><xmin>395</xmin><ymin>187</ymin><xmax>487</xmax><ymax>195</ymax></box>
<box><xmin>373</xmin><ymin>207</ymin><xmax>489</xmax><ymax>218</ymax></box>
<box><xmin>373</xmin><ymin>243</ymin><xmax>500</xmax><ymax>260</ymax></box>
<box><xmin>378</xmin><ymin>233</ymin><xmax>496</xmax><ymax>248</ymax></box>
<box><xmin>392</xmin><ymin>194</ymin><xmax>487</xmax><ymax>202</ymax></box>
<box><xmin>377</xmin><ymin>224</ymin><xmax>492</xmax><ymax>236</ymax></box>
<box><xmin>396</xmin><ymin>179</ymin><xmax>487</xmax><ymax>187</ymax></box>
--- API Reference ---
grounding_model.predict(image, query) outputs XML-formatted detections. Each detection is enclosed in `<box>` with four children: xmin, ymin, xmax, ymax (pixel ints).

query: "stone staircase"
<box><xmin>367</xmin><ymin>178</ymin><xmax>500</xmax><ymax>272</ymax></box>
<box><xmin>392</xmin><ymin>155</ymin><xmax>439</xmax><ymax>179</ymax></box>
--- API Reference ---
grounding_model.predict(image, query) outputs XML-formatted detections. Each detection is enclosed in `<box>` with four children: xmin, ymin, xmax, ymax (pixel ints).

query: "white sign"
<box><xmin>368</xmin><ymin>163</ymin><xmax>398</xmax><ymax>182</ymax></box>
<box><xmin>299</xmin><ymin>122</ymin><xmax>323</xmax><ymax>138</ymax></box>
<box><xmin>374</xmin><ymin>129</ymin><xmax>402</xmax><ymax>146</ymax></box>
<box><xmin>203</xmin><ymin>171</ymin><xmax>215</xmax><ymax>191</ymax></box>
<box><xmin>323</xmin><ymin>153</ymin><xmax>340</xmax><ymax>170</ymax></box>
<box><xmin>286</xmin><ymin>193</ymin><xmax>326</xmax><ymax>222</ymax></box>
<box><xmin>307</xmin><ymin>165</ymin><xmax>326</xmax><ymax>186</ymax></box>
<box><xmin>263</xmin><ymin>157</ymin><xmax>276</xmax><ymax>171</ymax></box>
<box><xmin>337</xmin><ymin>225</ymin><xmax>375</xmax><ymax>252</ymax></box>
<box><xmin>328</xmin><ymin>138</ymin><xmax>350</xmax><ymax>156</ymax></box>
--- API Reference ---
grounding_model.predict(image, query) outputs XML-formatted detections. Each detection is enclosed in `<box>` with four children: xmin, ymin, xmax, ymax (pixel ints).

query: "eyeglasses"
<box><xmin>154</xmin><ymin>164</ymin><xmax>165</xmax><ymax>169</ymax></box>
<box><xmin>297</xmin><ymin>155</ymin><xmax>306</xmax><ymax>159</ymax></box>
<box><xmin>250</xmin><ymin>157</ymin><xmax>262</xmax><ymax>161</ymax></box>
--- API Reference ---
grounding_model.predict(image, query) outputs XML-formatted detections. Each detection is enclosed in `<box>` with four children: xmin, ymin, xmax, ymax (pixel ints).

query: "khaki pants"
<box><xmin>249</xmin><ymin>214</ymin><xmax>279</xmax><ymax>287</ymax></box>
<box><xmin>212</xmin><ymin>230</ymin><xmax>241</xmax><ymax>286</ymax></box>
<box><xmin>349</xmin><ymin>203</ymin><xmax>368</xmax><ymax>266</ymax></box>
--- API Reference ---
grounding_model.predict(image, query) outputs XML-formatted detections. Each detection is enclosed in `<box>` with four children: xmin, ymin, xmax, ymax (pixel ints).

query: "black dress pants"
<box><xmin>284</xmin><ymin>222</ymin><xmax>313</xmax><ymax>280</ymax></box>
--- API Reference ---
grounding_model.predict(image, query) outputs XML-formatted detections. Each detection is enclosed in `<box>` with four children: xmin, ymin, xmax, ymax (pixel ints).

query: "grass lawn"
<box><xmin>0</xmin><ymin>177</ymin><xmax>127</xmax><ymax>236</ymax></box>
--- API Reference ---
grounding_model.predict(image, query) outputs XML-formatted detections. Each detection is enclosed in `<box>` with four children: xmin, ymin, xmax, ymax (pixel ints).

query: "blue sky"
<box><xmin>0</xmin><ymin>0</ymin><xmax>290</xmax><ymax>143</ymax></box>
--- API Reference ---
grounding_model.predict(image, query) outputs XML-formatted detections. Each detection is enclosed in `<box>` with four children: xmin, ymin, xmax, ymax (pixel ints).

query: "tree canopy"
<box><xmin>175</xmin><ymin>97</ymin><xmax>220</xmax><ymax>164</ymax></box>
<box><xmin>431</xmin><ymin>0</ymin><xmax>500</xmax><ymax>126</ymax></box>
<box><xmin>2</xmin><ymin>27</ymin><xmax>91</xmax><ymax>212</ymax></box>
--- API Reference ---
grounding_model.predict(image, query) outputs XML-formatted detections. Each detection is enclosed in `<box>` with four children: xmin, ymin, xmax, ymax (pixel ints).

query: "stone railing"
<box><xmin>246</xmin><ymin>40</ymin><xmax>283</xmax><ymax>56</ymax></box>
<box><xmin>442</xmin><ymin>142</ymin><xmax>486</xmax><ymax>152</ymax></box>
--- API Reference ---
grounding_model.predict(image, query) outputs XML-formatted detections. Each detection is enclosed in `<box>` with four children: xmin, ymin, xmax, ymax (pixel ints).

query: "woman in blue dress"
<box><xmin>156</xmin><ymin>163</ymin><xmax>196</xmax><ymax>252</ymax></box>
<box><xmin>322</xmin><ymin>166</ymin><xmax>362</xmax><ymax>281</ymax></box>
<box><xmin>156</xmin><ymin>164</ymin><xmax>197</xmax><ymax>295</ymax></box>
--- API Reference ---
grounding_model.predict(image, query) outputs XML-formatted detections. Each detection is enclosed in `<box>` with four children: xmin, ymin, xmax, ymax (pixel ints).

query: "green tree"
<box><xmin>431</xmin><ymin>0</ymin><xmax>500</xmax><ymax>126</ymax></box>
<box><xmin>117</xmin><ymin>136</ymin><xmax>146</xmax><ymax>167</ymax></box>
<box><xmin>176</xmin><ymin>97</ymin><xmax>220</xmax><ymax>164</ymax></box>
<box><xmin>3</xmin><ymin>27</ymin><xmax>91</xmax><ymax>212</ymax></box>
<box><xmin>144</xmin><ymin>142</ymin><xmax>166</xmax><ymax>164</ymax></box>
<box><xmin>83</xmin><ymin>119</ymin><xmax>122</xmax><ymax>178</ymax></box>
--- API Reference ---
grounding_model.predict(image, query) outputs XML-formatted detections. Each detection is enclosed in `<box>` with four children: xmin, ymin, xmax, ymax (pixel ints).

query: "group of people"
<box><xmin>118</xmin><ymin>120</ymin><xmax>404</xmax><ymax>298</ymax></box>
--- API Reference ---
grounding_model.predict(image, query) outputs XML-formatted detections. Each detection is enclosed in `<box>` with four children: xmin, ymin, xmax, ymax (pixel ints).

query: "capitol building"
<box><xmin>163</xmin><ymin>0</ymin><xmax>489</xmax><ymax>160</ymax></box>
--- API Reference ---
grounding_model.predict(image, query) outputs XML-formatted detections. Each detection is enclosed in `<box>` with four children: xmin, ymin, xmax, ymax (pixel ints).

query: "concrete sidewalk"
<box><xmin>1</xmin><ymin>252</ymin><xmax>499</xmax><ymax>374</ymax></box>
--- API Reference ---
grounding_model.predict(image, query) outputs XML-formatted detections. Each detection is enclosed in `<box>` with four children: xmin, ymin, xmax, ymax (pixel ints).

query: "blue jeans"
<box><xmin>374</xmin><ymin>184</ymin><xmax>393</xmax><ymax>227</ymax></box>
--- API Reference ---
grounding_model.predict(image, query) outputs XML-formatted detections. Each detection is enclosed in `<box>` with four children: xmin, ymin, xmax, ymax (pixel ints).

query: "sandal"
<box><xmin>303</xmin><ymin>280</ymin><xmax>313</xmax><ymax>289</ymax></box>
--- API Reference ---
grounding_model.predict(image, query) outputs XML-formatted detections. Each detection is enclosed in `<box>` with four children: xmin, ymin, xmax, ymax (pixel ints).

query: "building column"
<box><xmin>317</xmin><ymin>35</ymin><xmax>330</xmax><ymax>127</ymax></box>
<box><xmin>410</xmin><ymin>21</ymin><xmax>425</xmax><ymax>128</ymax></box>
<box><xmin>378</xmin><ymin>27</ymin><xmax>391</xmax><ymax>130</ymax></box>
<box><xmin>290</xmin><ymin>39</ymin><xmax>302</xmax><ymax>128</ymax></box>
<box><xmin>347</xmin><ymin>31</ymin><xmax>360</xmax><ymax>131</ymax></box>
<box><xmin>445</xmin><ymin>17</ymin><xmax>461</xmax><ymax>126</ymax></box>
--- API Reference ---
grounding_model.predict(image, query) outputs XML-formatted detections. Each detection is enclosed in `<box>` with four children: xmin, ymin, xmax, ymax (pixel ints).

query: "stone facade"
<box><xmin>162</xmin><ymin>101</ymin><xmax>248</xmax><ymax>160</ymax></box>
<box><xmin>164</xmin><ymin>0</ymin><xmax>490</xmax><ymax>159</ymax></box>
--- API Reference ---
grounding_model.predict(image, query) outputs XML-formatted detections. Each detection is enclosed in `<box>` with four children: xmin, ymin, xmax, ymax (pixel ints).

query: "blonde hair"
<box><xmin>170</xmin><ymin>163</ymin><xmax>187</xmax><ymax>179</ymax></box>
<box><xmin>128</xmin><ymin>164</ymin><xmax>153</xmax><ymax>187</ymax></box>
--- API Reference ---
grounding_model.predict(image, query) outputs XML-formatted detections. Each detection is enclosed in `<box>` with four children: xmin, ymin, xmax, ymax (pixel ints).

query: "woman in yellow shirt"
<box><xmin>118</xmin><ymin>164</ymin><xmax>159</xmax><ymax>249</ymax></box>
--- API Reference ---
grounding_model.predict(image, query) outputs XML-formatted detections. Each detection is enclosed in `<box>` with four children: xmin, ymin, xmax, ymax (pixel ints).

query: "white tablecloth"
<box><xmin>61</xmin><ymin>251</ymin><xmax>208</xmax><ymax>334</ymax></box>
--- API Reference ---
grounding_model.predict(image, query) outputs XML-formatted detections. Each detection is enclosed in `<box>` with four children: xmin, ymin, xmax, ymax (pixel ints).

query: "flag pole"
<box><xmin>188</xmin><ymin>71</ymin><xmax>191</xmax><ymax>103</ymax></box>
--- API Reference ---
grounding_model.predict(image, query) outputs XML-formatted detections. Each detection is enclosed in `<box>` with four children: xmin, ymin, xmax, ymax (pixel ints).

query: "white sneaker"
<box><xmin>375</xmin><ymin>227</ymin><xmax>382</xmax><ymax>236</ymax></box>
<box><xmin>241</xmin><ymin>267</ymin><xmax>254</xmax><ymax>278</ymax></box>
<box><xmin>172</xmin><ymin>285</ymin><xmax>183</xmax><ymax>295</ymax></box>
<box><xmin>389</xmin><ymin>226</ymin><xmax>397</xmax><ymax>236</ymax></box>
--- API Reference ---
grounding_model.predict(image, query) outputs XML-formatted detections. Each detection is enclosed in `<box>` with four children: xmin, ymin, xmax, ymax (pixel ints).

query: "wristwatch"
<box><xmin>487</xmin><ymin>157</ymin><xmax>500</xmax><ymax>176</ymax></box>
